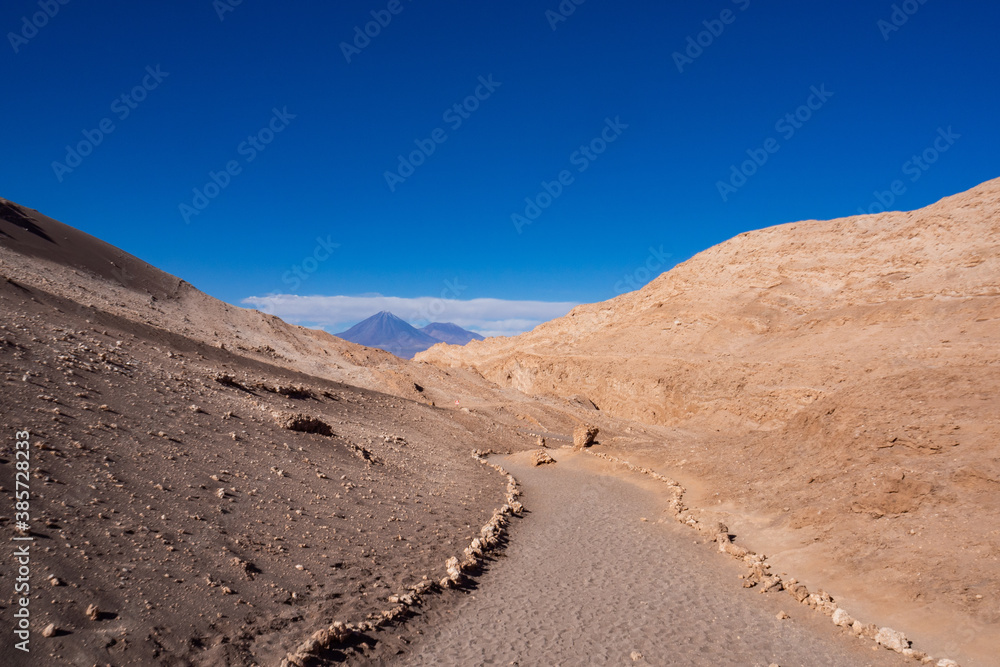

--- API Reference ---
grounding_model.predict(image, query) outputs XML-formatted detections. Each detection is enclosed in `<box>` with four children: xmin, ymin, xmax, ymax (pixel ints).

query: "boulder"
<box><xmin>573</xmin><ymin>424</ymin><xmax>599</xmax><ymax>450</ymax></box>
<box><xmin>270</xmin><ymin>411</ymin><xmax>333</xmax><ymax>436</ymax></box>
<box><xmin>875</xmin><ymin>626</ymin><xmax>910</xmax><ymax>652</ymax></box>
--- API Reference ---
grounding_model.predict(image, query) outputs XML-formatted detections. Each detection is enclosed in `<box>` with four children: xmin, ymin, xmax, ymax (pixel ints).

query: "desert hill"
<box><xmin>0</xmin><ymin>198</ymin><xmax>497</xmax><ymax>410</ymax></box>
<box><xmin>0</xmin><ymin>198</ymin><xmax>597</xmax><ymax>666</ymax></box>
<box><xmin>1</xmin><ymin>185</ymin><xmax>997</xmax><ymax>664</ymax></box>
<box><xmin>418</xmin><ymin>178</ymin><xmax>1000</xmax><ymax>660</ymax></box>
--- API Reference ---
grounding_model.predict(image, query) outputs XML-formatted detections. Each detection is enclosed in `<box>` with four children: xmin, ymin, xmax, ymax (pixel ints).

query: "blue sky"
<box><xmin>2</xmin><ymin>0</ymin><xmax>998</xmax><ymax>335</ymax></box>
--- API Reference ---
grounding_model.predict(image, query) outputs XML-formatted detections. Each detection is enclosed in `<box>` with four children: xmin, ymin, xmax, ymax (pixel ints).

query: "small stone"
<box><xmin>42</xmin><ymin>623</ymin><xmax>57</xmax><ymax>637</ymax></box>
<box><xmin>936</xmin><ymin>660</ymin><xmax>960</xmax><ymax>667</ymax></box>
<box><xmin>85</xmin><ymin>603</ymin><xmax>100</xmax><ymax>620</ymax></box>
<box><xmin>832</xmin><ymin>608</ymin><xmax>854</xmax><ymax>627</ymax></box>
<box><xmin>295</xmin><ymin>564</ymin><xmax>305</xmax><ymax>570</ymax></box>
<box><xmin>530</xmin><ymin>450</ymin><xmax>555</xmax><ymax>466</ymax></box>
<box><xmin>630</xmin><ymin>651</ymin><xmax>643</xmax><ymax>661</ymax></box>
<box><xmin>776</xmin><ymin>611</ymin><xmax>789</xmax><ymax>620</ymax></box>
<box><xmin>874</xmin><ymin>626</ymin><xmax>909</xmax><ymax>652</ymax></box>
<box><xmin>216</xmin><ymin>488</ymin><xmax>226</xmax><ymax>499</ymax></box>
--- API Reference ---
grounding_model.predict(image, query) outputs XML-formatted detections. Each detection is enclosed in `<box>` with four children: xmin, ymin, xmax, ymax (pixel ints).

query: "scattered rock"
<box><xmin>273</xmin><ymin>384</ymin><xmax>314</xmax><ymax>400</ymax></box>
<box><xmin>271</xmin><ymin>411</ymin><xmax>333</xmax><ymax>436</ymax></box>
<box><xmin>214</xmin><ymin>373</ymin><xmax>245</xmax><ymax>389</ymax></box>
<box><xmin>536</xmin><ymin>436</ymin><xmax>546</xmax><ymax>448</ymax></box>
<box><xmin>530</xmin><ymin>450</ymin><xmax>555</xmax><ymax>466</ymax></box>
<box><xmin>852</xmin><ymin>621</ymin><xmax>879</xmax><ymax>639</ymax></box>
<box><xmin>42</xmin><ymin>623</ymin><xmax>57</xmax><ymax>637</ymax></box>
<box><xmin>573</xmin><ymin>424</ymin><xmax>599</xmax><ymax>450</ymax></box>
<box><xmin>787</xmin><ymin>582</ymin><xmax>810</xmax><ymax>602</ymax></box>
<box><xmin>85</xmin><ymin>603</ymin><xmax>100</xmax><ymax>620</ymax></box>
<box><xmin>874</xmin><ymin>626</ymin><xmax>910</xmax><ymax>652</ymax></box>
<box><xmin>720</xmin><ymin>542</ymin><xmax>748</xmax><ymax>558</ymax></box>
<box><xmin>630</xmin><ymin>650</ymin><xmax>643</xmax><ymax>661</ymax></box>
<box><xmin>832</xmin><ymin>608</ymin><xmax>854</xmax><ymax>627</ymax></box>
<box><xmin>776</xmin><ymin>611</ymin><xmax>789</xmax><ymax>620</ymax></box>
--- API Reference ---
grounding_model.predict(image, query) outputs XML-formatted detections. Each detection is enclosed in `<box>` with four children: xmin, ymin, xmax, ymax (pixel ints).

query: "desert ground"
<box><xmin>1</xmin><ymin>182</ymin><xmax>997</xmax><ymax>666</ymax></box>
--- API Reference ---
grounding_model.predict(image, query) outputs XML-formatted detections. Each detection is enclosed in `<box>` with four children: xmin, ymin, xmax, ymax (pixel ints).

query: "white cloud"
<box><xmin>241</xmin><ymin>294</ymin><xmax>578</xmax><ymax>338</ymax></box>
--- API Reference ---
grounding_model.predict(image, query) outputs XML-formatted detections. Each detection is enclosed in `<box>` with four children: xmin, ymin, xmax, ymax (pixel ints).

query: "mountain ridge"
<box><xmin>336</xmin><ymin>311</ymin><xmax>483</xmax><ymax>359</ymax></box>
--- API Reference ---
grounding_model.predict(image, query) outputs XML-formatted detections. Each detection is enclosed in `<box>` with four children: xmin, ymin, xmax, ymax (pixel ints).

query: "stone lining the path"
<box><xmin>278</xmin><ymin>450</ymin><xmax>521</xmax><ymax>667</ymax></box>
<box><xmin>587</xmin><ymin>450</ymin><xmax>962</xmax><ymax>667</ymax></box>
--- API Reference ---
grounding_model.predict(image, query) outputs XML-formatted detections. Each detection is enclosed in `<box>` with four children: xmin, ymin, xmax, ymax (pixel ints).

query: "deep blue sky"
<box><xmin>2</xmin><ymin>0</ymin><xmax>997</xmax><ymax>331</ymax></box>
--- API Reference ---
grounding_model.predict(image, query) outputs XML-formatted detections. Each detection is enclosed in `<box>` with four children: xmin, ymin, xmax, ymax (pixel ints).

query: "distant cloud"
<box><xmin>241</xmin><ymin>294</ymin><xmax>578</xmax><ymax>338</ymax></box>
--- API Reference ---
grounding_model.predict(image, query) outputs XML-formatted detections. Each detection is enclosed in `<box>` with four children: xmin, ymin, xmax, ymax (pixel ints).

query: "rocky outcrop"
<box><xmin>530</xmin><ymin>449</ymin><xmax>556</xmax><ymax>466</ymax></box>
<box><xmin>270</xmin><ymin>411</ymin><xmax>333</xmax><ymax>436</ymax></box>
<box><xmin>572</xmin><ymin>424</ymin><xmax>599</xmax><ymax>450</ymax></box>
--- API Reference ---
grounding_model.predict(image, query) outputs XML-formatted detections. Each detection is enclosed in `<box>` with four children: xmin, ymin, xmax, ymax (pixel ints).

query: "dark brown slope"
<box><xmin>0</xmin><ymin>197</ymin><xmax>499</xmax><ymax>408</ymax></box>
<box><xmin>0</xmin><ymin>199</ymin><xmax>589</xmax><ymax>666</ymax></box>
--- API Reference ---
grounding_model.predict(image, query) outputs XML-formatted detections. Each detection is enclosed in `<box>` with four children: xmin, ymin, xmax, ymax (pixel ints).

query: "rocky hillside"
<box><xmin>419</xmin><ymin>178</ymin><xmax>1000</xmax><ymax>660</ymax></box>
<box><xmin>0</xmin><ymin>198</ymin><xmax>597</xmax><ymax>666</ymax></box>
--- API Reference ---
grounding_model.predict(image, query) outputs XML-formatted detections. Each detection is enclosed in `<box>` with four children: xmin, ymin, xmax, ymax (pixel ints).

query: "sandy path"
<box><xmin>388</xmin><ymin>449</ymin><xmax>912</xmax><ymax>667</ymax></box>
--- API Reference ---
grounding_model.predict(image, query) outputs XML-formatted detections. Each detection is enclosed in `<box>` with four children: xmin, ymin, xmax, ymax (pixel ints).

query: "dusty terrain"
<box><xmin>1</xmin><ymin>181</ymin><xmax>996</xmax><ymax>666</ymax></box>
<box><xmin>0</xmin><ymin>199</ymin><xmax>590</xmax><ymax>665</ymax></box>
<box><xmin>419</xmin><ymin>178</ymin><xmax>1000</xmax><ymax>664</ymax></box>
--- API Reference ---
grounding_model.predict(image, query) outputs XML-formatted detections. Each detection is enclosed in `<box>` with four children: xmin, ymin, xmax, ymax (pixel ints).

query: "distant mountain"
<box><xmin>420</xmin><ymin>322</ymin><xmax>485</xmax><ymax>346</ymax></box>
<box><xmin>335</xmin><ymin>311</ymin><xmax>482</xmax><ymax>359</ymax></box>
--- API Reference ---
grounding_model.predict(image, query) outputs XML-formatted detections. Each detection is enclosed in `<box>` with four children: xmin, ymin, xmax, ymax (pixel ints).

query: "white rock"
<box><xmin>832</xmin><ymin>608</ymin><xmax>854</xmax><ymax>627</ymax></box>
<box><xmin>874</xmin><ymin>626</ymin><xmax>909</xmax><ymax>652</ymax></box>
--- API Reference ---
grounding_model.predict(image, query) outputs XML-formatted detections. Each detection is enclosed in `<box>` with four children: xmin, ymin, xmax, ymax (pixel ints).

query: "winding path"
<box><xmin>389</xmin><ymin>449</ymin><xmax>912</xmax><ymax>666</ymax></box>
